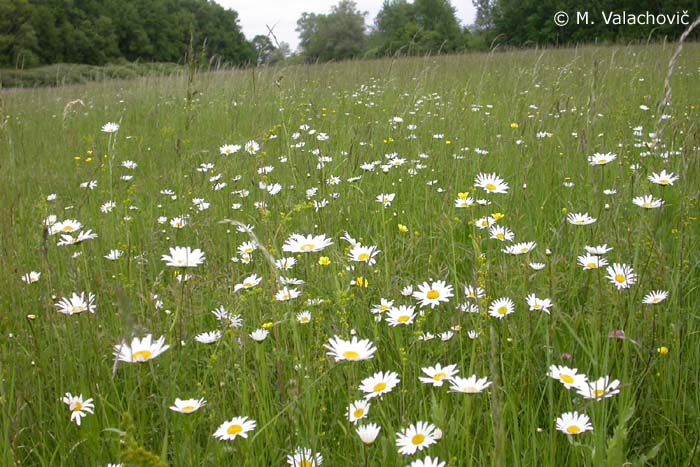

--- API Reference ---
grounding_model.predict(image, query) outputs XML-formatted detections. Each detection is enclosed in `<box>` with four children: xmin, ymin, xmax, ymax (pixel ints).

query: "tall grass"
<box><xmin>1</xmin><ymin>43</ymin><xmax>699</xmax><ymax>466</ymax></box>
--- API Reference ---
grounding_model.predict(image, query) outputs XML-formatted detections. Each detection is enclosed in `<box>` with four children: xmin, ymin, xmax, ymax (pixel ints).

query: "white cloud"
<box><xmin>216</xmin><ymin>0</ymin><xmax>476</xmax><ymax>53</ymax></box>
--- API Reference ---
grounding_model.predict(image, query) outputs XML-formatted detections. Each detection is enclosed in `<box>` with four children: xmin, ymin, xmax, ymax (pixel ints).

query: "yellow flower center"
<box><xmin>615</xmin><ymin>274</ymin><xmax>626</xmax><ymax>283</ymax></box>
<box><xmin>227</xmin><ymin>424</ymin><xmax>243</xmax><ymax>435</ymax></box>
<box><xmin>498</xmin><ymin>306</ymin><xmax>508</xmax><ymax>315</ymax></box>
<box><xmin>485</xmin><ymin>183</ymin><xmax>497</xmax><ymax>191</ymax></box>
<box><xmin>652</xmin><ymin>297</ymin><xmax>661</xmax><ymax>303</ymax></box>
<box><xmin>353</xmin><ymin>408</ymin><xmax>365</xmax><ymax>418</ymax></box>
<box><xmin>132</xmin><ymin>350</ymin><xmax>153</xmax><ymax>361</ymax></box>
<box><xmin>576</xmin><ymin>220</ymin><xmax>585</xmax><ymax>224</ymax></box>
<box><xmin>464</xmin><ymin>387</ymin><xmax>478</xmax><ymax>393</ymax></box>
<box><xmin>560</xmin><ymin>374</ymin><xmax>574</xmax><ymax>384</ymax></box>
<box><xmin>566</xmin><ymin>425</ymin><xmax>581</xmax><ymax>434</ymax></box>
<box><xmin>398</xmin><ymin>315</ymin><xmax>410</xmax><ymax>323</ymax></box>
<box><xmin>181</xmin><ymin>406</ymin><xmax>196</xmax><ymax>413</ymax></box>
<box><xmin>520</xmin><ymin>247</ymin><xmax>529</xmax><ymax>253</ymax></box>
<box><xmin>643</xmin><ymin>203</ymin><xmax>651</xmax><ymax>208</ymax></box>
<box><xmin>343</xmin><ymin>351</ymin><xmax>360</xmax><ymax>360</ymax></box>
<box><xmin>433</xmin><ymin>372</ymin><xmax>447</xmax><ymax>381</ymax></box>
<box><xmin>373</xmin><ymin>382</ymin><xmax>387</xmax><ymax>393</ymax></box>
<box><xmin>358</xmin><ymin>253</ymin><xmax>371</xmax><ymax>262</ymax></box>
<box><xmin>594</xmin><ymin>389</ymin><xmax>605</xmax><ymax>397</ymax></box>
<box><xmin>72</xmin><ymin>402</ymin><xmax>83</xmax><ymax>412</ymax></box>
<box><xmin>496</xmin><ymin>233</ymin><xmax>505</xmax><ymax>239</ymax></box>
<box><xmin>300</xmin><ymin>461</ymin><xmax>313</xmax><ymax>467</ymax></box>
<box><xmin>587</xmin><ymin>262</ymin><xmax>597</xmax><ymax>269</ymax></box>
<box><xmin>63</xmin><ymin>226</ymin><xmax>75</xmax><ymax>232</ymax></box>
<box><xmin>427</xmin><ymin>290</ymin><xmax>440</xmax><ymax>300</ymax></box>
<box><xmin>660</xmin><ymin>179</ymin><xmax>669</xmax><ymax>185</ymax></box>
<box><xmin>411</xmin><ymin>434</ymin><xmax>426</xmax><ymax>445</ymax></box>
<box><xmin>300</xmin><ymin>244</ymin><xmax>315</xmax><ymax>252</ymax></box>
<box><xmin>299</xmin><ymin>317</ymin><xmax>310</xmax><ymax>323</ymax></box>
<box><xmin>533</xmin><ymin>304</ymin><xmax>542</xmax><ymax>309</ymax></box>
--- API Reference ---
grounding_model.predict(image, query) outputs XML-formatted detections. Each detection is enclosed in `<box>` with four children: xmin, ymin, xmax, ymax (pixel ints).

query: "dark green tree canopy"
<box><xmin>0</xmin><ymin>0</ymin><xmax>255</xmax><ymax>67</ymax></box>
<box><xmin>296</xmin><ymin>0</ymin><xmax>368</xmax><ymax>63</ymax></box>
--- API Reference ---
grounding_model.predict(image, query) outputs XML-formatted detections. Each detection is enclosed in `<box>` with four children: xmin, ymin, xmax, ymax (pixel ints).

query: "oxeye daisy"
<box><xmin>219</xmin><ymin>144</ymin><xmax>241</xmax><ymax>156</ymax></box>
<box><xmin>577</xmin><ymin>254</ymin><xmax>608</xmax><ymax>270</ymax></box>
<box><xmin>170</xmin><ymin>397</ymin><xmax>206</xmax><ymax>414</ymax></box>
<box><xmin>556</xmin><ymin>411</ymin><xmax>593</xmax><ymax>435</ymax></box>
<box><xmin>296</xmin><ymin>311</ymin><xmax>312</xmax><ymax>323</ymax></box>
<box><xmin>359</xmin><ymin>371</ymin><xmax>400</xmax><ymax>399</ymax></box>
<box><xmin>376</xmin><ymin>193</ymin><xmax>396</xmax><ymax>207</ymax></box>
<box><xmin>275</xmin><ymin>257</ymin><xmax>297</xmax><ymax>270</ymax></box>
<box><xmin>349</xmin><ymin>244</ymin><xmax>381</xmax><ymax>265</ymax></box>
<box><xmin>588</xmin><ymin>152</ymin><xmax>616</xmax><ymax>165</ymax></box>
<box><xmin>632</xmin><ymin>195</ymin><xmax>663</xmax><ymax>209</ymax></box>
<box><xmin>161</xmin><ymin>246</ymin><xmax>205</xmax><ymax>268</ymax></box>
<box><xmin>474</xmin><ymin>216</ymin><xmax>496</xmax><ymax>229</ymax></box>
<box><xmin>448</xmin><ymin>375</ymin><xmax>492</xmax><ymax>394</ymax></box>
<box><xmin>325</xmin><ymin>336</ymin><xmax>377</xmax><ymax>362</ymax></box>
<box><xmin>605</xmin><ymin>263</ymin><xmax>637</xmax><ymax>290</ymax></box>
<box><xmin>407</xmin><ymin>456</ymin><xmax>447</xmax><ymax>467</ymax></box>
<box><xmin>249</xmin><ymin>329</ymin><xmax>269</xmax><ymax>342</ymax></box>
<box><xmin>567</xmin><ymin>212</ymin><xmax>597</xmax><ymax>225</ymax></box>
<box><xmin>356</xmin><ymin>423</ymin><xmax>381</xmax><ymax>444</ymax></box>
<box><xmin>526</xmin><ymin>294</ymin><xmax>553</xmax><ymax>313</ymax></box>
<box><xmin>282</xmin><ymin>233</ymin><xmax>333</xmax><ymax>253</ymax></box>
<box><xmin>62</xmin><ymin>393</ymin><xmax>94</xmax><ymax>426</ymax></box>
<box><xmin>464</xmin><ymin>285</ymin><xmax>485</xmax><ymax>300</ymax></box>
<box><xmin>575</xmin><ymin>376</ymin><xmax>620</xmax><ymax>400</ymax></box>
<box><xmin>194</xmin><ymin>330</ymin><xmax>222</xmax><ymax>344</ymax></box>
<box><xmin>503</xmin><ymin>241</ymin><xmax>536</xmax><ymax>255</ymax></box>
<box><xmin>585</xmin><ymin>244</ymin><xmax>613</xmax><ymax>255</ymax></box>
<box><xmin>474</xmin><ymin>172</ymin><xmax>509</xmax><ymax>194</ymax></box>
<box><xmin>54</xmin><ymin>292</ymin><xmax>96</xmax><ymax>315</ymax></box>
<box><xmin>213</xmin><ymin>416</ymin><xmax>256</xmax><ymax>440</ymax></box>
<box><xmin>648</xmin><ymin>170</ymin><xmax>679</xmax><ymax>186</ymax></box>
<box><xmin>419</xmin><ymin>363</ymin><xmax>459</xmax><ymax>387</ymax></box>
<box><xmin>412</xmin><ymin>280</ymin><xmax>454</xmax><ymax>308</ymax></box>
<box><xmin>234</xmin><ymin>273</ymin><xmax>262</xmax><ymax>292</ymax></box>
<box><xmin>287</xmin><ymin>447</ymin><xmax>323</xmax><ymax>467</ymax></box>
<box><xmin>395</xmin><ymin>421</ymin><xmax>440</xmax><ymax>455</ymax></box>
<box><xmin>21</xmin><ymin>271</ymin><xmax>41</xmax><ymax>284</ymax></box>
<box><xmin>489</xmin><ymin>225</ymin><xmax>514</xmax><ymax>241</ymax></box>
<box><xmin>386</xmin><ymin>305</ymin><xmax>417</xmax><ymax>326</ymax></box>
<box><xmin>371</xmin><ymin>298</ymin><xmax>394</xmax><ymax>315</ymax></box>
<box><xmin>488</xmin><ymin>297</ymin><xmax>515</xmax><ymax>319</ymax></box>
<box><xmin>642</xmin><ymin>290</ymin><xmax>668</xmax><ymax>304</ymax></box>
<box><xmin>101</xmin><ymin>122</ymin><xmax>120</xmax><ymax>133</ymax></box>
<box><xmin>548</xmin><ymin>365</ymin><xmax>587</xmax><ymax>389</ymax></box>
<box><xmin>114</xmin><ymin>335</ymin><xmax>170</xmax><ymax>363</ymax></box>
<box><xmin>275</xmin><ymin>287</ymin><xmax>301</xmax><ymax>301</ymax></box>
<box><xmin>347</xmin><ymin>399</ymin><xmax>371</xmax><ymax>424</ymax></box>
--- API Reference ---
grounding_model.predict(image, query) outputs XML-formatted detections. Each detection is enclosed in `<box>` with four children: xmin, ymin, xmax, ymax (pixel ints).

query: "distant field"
<box><xmin>1</xmin><ymin>44</ymin><xmax>699</xmax><ymax>466</ymax></box>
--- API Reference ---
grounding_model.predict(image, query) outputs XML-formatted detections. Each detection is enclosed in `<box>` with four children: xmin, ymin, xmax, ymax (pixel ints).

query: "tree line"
<box><xmin>0</xmin><ymin>0</ymin><xmax>255</xmax><ymax>68</ymax></box>
<box><xmin>1</xmin><ymin>0</ymin><xmax>697</xmax><ymax>69</ymax></box>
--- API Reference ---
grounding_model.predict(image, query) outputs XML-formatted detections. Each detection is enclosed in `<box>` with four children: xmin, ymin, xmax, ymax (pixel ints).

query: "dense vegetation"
<box><xmin>1</xmin><ymin>43</ymin><xmax>699</xmax><ymax>466</ymax></box>
<box><xmin>0</xmin><ymin>0</ymin><xmax>255</xmax><ymax>68</ymax></box>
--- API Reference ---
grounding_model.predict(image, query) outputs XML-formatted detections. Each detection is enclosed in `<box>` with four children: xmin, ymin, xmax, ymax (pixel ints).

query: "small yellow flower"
<box><xmin>262</xmin><ymin>322</ymin><xmax>274</xmax><ymax>330</ymax></box>
<box><xmin>446</xmin><ymin>140</ymin><xmax>452</xmax><ymax>145</ymax></box>
<box><xmin>86</xmin><ymin>150</ymin><xmax>93</xmax><ymax>155</ymax></box>
<box><xmin>510</xmin><ymin>122</ymin><xmax>519</xmax><ymax>129</ymax></box>
<box><xmin>74</xmin><ymin>156</ymin><xmax>81</xmax><ymax>161</ymax></box>
<box><xmin>458</xmin><ymin>192</ymin><xmax>469</xmax><ymax>200</ymax></box>
<box><xmin>398</xmin><ymin>224</ymin><xmax>408</xmax><ymax>233</ymax></box>
<box><xmin>85</xmin><ymin>157</ymin><xmax>93</xmax><ymax>163</ymax></box>
<box><xmin>355</xmin><ymin>276</ymin><xmax>368</xmax><ymax>288</ymax></box>
<box><xmin>318</xmin><ymin>256</ymin><xmax>331</xmax><ymax>266</ymax></box>
<box><xmin>492</xmin><ymin>212</ymin><xmax>505</xmax><ymax>222</ymax></box>
<box><xmin>657</xmin><ymin>346</ymin><xmax>669</xmax><ymax>355</ymax></box>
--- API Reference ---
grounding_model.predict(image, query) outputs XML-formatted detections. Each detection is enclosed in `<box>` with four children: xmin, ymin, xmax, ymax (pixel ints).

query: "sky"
<box><xmin>215</xmin><ymin>1</ymin><xmax>477</xmax><ymax>53</ymax></box>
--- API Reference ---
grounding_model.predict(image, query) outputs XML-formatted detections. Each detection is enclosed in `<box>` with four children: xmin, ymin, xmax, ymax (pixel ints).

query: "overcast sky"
<box><xmin>215</xmin><ymin>1</ymin><xmax>477</xmax><ymax>52</ymax></box>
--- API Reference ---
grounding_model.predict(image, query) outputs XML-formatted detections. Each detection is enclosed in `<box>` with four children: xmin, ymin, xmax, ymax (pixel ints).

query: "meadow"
<box><xmin>1</xmin><ymin>43</ymin><xmax>699</xmax><ymax>466</ymax></box>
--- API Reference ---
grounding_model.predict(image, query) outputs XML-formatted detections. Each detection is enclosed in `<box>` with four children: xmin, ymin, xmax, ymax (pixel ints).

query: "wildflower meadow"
<box><xmin>1</xmin><ymin>43</ymin><xmax>699</xmax><ymax>466</ymax></box>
